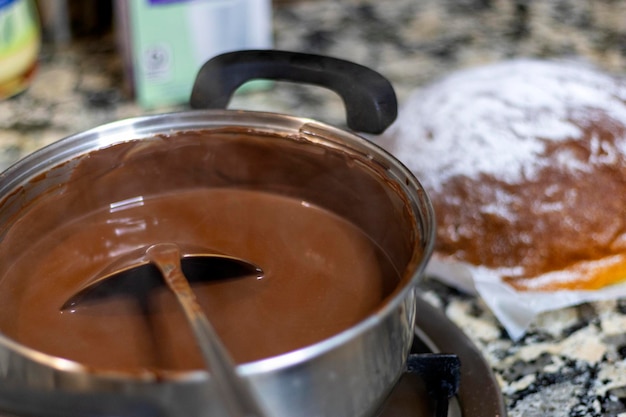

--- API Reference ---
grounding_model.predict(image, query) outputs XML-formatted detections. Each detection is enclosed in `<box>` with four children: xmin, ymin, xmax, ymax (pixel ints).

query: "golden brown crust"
<box><xmin>431</xmin><ymin>115</ymin><xmax>626</xmax><ymax>290</ymax></box>
<box><xmin>503</xmin><ymin>254</ymin><xmax>626</xmax><ymax>291</ymax></box>
<box><xmin>383</xmin><ymin>59</ymin><xmax>626</xmax><ymax>291</ymax></box>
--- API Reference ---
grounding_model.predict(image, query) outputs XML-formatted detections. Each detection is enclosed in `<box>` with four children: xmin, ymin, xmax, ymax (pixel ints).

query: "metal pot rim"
<box><xmin>0</xmin><ymin>108</ymin><xmax>436</xmax><ymax>380</ymax></box>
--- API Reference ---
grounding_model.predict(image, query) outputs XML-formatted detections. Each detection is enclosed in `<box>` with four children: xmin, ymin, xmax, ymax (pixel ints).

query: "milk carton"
<box><xmin>115</xmin><ymin>0</ymin><xmax>272</xmax><ymax>108</ymax></box>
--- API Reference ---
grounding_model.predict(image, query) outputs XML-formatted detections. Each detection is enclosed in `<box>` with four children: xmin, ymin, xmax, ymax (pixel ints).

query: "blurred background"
<box><xmin>1</xmin><ymin>0</ymin><xmax>624</xmax><ymax>172</ymax></box>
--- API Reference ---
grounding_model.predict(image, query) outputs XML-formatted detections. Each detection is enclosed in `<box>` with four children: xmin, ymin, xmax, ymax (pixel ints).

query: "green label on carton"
<box><xmin>128</xmin><ymin>0</ymin><xmax>272</xmax><ymax>109</ymax></box>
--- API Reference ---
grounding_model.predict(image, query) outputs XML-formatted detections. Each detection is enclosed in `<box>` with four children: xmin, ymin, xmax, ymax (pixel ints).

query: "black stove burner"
<box><xmin>376</xmin><ymin>294</ymin><xmax>507</xmax><ymax>417</ymax></box>
<box><xmin>406</xmin><ymin>353</ymin><xmax>461</xmax><ymax>417</ymax></box>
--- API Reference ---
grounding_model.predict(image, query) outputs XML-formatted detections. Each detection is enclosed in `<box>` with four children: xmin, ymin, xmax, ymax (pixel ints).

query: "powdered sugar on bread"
<box><xmin>383</xmin><ymin>59</ymin><xmax>626</xmax><ymax>192</ymax></box>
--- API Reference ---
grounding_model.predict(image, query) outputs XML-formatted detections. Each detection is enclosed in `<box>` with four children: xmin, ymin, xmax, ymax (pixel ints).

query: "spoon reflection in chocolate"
<box><xmin>61</xmin><ymin>243</ymin><xmax>263</xmax><ymax>311</ymax></box>
<box><xmin>61</xmin><ymin>243</ymin><xmax>267</xmax><ymax>417</ymax></box>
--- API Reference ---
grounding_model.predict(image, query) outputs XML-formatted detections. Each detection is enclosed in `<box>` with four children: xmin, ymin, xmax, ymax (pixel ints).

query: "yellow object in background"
<box><xmin>0</xmin><ymin>0</ymin><xmax>40</xmax><ymax>99</ymax></box>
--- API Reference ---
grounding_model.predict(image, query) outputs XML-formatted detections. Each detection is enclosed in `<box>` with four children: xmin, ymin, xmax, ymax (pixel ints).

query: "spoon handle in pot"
<box><xmin>147</xmin><ymin>244</ymin><xmax>267</xmax><ymax>417</ymax></box>
<box><xmin>189</xmin><ymin>49</ymin><xmax>397</xmax><ymax>134</ymax></box>
<box><xmin>177</xmin><ymin>294</ymin><xmax>266</xmax><ymax>417</ymax></box>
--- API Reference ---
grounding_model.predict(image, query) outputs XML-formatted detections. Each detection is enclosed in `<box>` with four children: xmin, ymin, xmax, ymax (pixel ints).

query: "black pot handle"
<box><xmin>189</xmin><ymin>50</ymin><xmax>397</xmax><ymax>134</ymax></box>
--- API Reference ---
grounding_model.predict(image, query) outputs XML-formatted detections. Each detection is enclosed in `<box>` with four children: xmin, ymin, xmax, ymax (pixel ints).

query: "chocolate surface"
<box><xmin>0</xmin><ymin>128</ymin><xmax>417</xmax><ymax>372</ymax></box>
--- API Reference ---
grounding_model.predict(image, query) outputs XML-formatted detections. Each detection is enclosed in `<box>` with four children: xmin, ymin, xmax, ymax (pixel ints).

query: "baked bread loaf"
<box><xmin>380</xmin><ymin>59</ymin><xmax>626</xmax><ymax>291</ymax></box>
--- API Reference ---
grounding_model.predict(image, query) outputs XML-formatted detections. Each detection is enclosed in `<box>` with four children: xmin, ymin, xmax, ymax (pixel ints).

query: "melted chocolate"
<box><xmin>0</xmin><ymin>129</ymin><xmax>419</xmax><ymax>373</ymax></box>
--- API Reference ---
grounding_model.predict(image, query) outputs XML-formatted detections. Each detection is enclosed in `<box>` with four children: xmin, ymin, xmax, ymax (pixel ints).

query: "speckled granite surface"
<box><xmin>2</xmin><ymin>0</ymin><xmax>626</xmax><ymax>416</ymax></box>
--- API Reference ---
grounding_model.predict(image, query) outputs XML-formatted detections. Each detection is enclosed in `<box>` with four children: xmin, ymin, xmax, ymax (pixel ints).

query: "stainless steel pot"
<box><xmin>0</xmin><ymin>51</ymin><xmax>435</xmax><ymax>417</ymax></box>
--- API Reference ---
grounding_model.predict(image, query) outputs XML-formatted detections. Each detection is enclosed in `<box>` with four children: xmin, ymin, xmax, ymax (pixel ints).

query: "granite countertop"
<box><xmin>2</xmin><ymin>0</ymin><xmax>626</xmax><ymax>416</ymax></box>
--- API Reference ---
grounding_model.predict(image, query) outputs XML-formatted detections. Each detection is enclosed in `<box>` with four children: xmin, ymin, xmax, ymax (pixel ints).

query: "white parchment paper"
<box><xmin>427</xmin><ymin>257</ymin><xmax>626</xmax><ymax>340</ymax></box>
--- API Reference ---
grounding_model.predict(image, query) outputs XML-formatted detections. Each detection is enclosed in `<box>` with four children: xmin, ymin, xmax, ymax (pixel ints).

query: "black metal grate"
<box><xmin>405</xmin><ymin>353</ymin><xmax>461</xmax><ymax>417</ymax></box>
